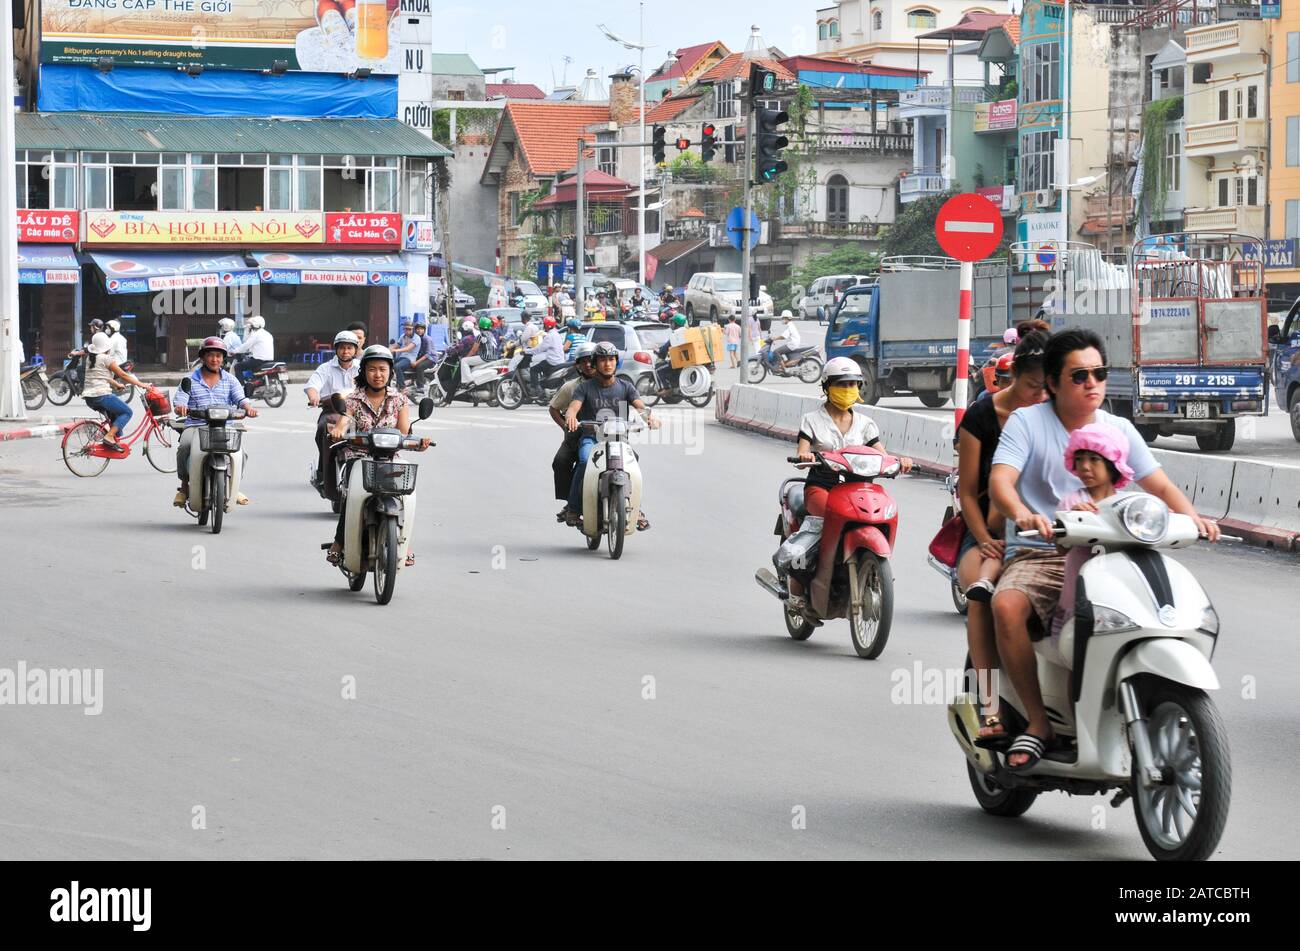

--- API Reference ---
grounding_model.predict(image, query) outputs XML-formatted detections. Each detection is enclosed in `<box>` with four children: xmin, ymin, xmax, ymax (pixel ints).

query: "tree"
<box><xmin>781</xmin><ymin>246</ymin><xmax>882</xmax><ymax>309</ymax></box>
<box><xmin>880</xmin><ymin>191</ymin><xmax>956</xmax><ymax>258</ymax></box>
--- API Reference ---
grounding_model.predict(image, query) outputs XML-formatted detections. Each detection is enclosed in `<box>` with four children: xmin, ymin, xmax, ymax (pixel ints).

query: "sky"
<box><xmin>437</xmin><ymin>0</ymin><xmax>819</xmax><ymax>91</ymax></box>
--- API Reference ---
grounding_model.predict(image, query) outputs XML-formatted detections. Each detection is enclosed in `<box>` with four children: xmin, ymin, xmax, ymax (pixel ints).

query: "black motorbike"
<box><xmin>20</xmin><ymin>363</ymin><xmax>49</xmax><ymax>411</ymax></box>
<box><xmin>47</xmin><ymin>352</ymin><xmax>138</xmax><ymax>406</ymax></box>
<box><xmin>494</xmin><ymin>351</ymin><xmax>577</xmax><ymax>410</ymax></box>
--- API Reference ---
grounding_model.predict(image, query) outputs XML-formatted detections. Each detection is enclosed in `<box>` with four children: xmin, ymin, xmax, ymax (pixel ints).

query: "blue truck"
<box><xmin>1269</xmin><ymin>300</ymin><xmax>1300</xmax><ymax>443</ymax></box>
<box><xmin>824</xmin><ymin>257</ymin><xmax>1015</xmax><ymax>407</ymax></box>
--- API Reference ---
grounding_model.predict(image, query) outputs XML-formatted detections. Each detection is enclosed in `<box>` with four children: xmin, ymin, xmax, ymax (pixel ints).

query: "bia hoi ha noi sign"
<box><xmin>38</xmin><ymin>0</ymin><xmax>433</xmax><ymax>73</ymax></box>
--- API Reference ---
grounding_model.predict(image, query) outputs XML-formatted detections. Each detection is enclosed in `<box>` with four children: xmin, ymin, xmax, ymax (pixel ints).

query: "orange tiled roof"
<box><xmin>647</xmin><ymin>94</ymin><xmax>701</xmax><ymax>124</ymax></box>
<box><xmin>696</xmin><ymin>53</ymin><xmax>794</xmax><ymax>86</ymax></box>
<box><xmin>1002</xmin><ymin>15</ymin><xmax>1020</xmax><ymax>46</ymax></box>
<box><xmin>500</xmin><ymin>102</ymin><xmax>612</xmax><ymax>176</ymax></box>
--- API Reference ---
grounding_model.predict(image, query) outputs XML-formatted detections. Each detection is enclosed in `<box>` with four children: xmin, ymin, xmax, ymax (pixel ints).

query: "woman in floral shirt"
<box><xmin>325</xmin><ymin>346</ymin><xmax>428</xmax><ymax>566</ymax></box>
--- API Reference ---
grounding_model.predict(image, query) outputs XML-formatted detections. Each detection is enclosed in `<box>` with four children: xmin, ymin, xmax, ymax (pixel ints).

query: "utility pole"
<box><xmin>576</xmin><ymin>137</ymin><xmax>586</xmax><ymax>317</ymax></box>
<box><xmin>739</xmin><ymin>108</ymin><xmax>756</xmax><ymax>373</ymax></box>
<box><xmin>435</xmin><ymin>161</ymin><xmax>455</xmax><ymax>332</ymax></box>
<box><xmin>639</xmin><ymin>2</ymin><xmax>647</xmax><ymax>285</ymax></box>
<box><xmin>0</xmin><ymin>2</ymin><xmax>25</xmax><ymax>421</ymax></box>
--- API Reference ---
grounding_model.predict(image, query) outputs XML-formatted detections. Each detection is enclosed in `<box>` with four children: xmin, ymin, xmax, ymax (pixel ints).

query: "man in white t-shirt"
<box><xmin>771</xmin><ymin>311</ymin><xmax>801</xmax><ymax>370</ymax></box>
<box><xmin>988</xmin><ymin>328</ymin><xmax>1219</xmax><ymax>770</ymax></box>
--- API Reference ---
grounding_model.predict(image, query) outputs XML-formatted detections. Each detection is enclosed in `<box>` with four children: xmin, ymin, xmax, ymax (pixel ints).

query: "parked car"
<box><xmin>433</xmin><ymin>287</ymin><xmax>477</xmax><ymax>316</ymax></box>
<box><xmin>582</xmin><ymin>320</ymin><xmax>668</xmax><ymax>391</ymax></box>
<box><xmin>507</xmin><ymin>279</ymin><xmax>549</xmax><ymax>319</ymax></box>
<box><xmin>799</xmin><ymin>273</ymin><xmax>875</xmax><ymax>322</ymax></box>
<box><xmin>683</xmin><ymin>272</ymin><xmax>773</xmax><ymax>328</ymax></box>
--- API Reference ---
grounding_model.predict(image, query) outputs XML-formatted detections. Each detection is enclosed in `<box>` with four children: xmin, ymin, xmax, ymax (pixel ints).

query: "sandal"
<box><xmin>325</xmin><ymin>544</ymin><xmax>342</xmax><ymax>566</ymax></box>
<box><xmin>1005</xmin><ymin>733</ymin><xmax>1049</xmax><ymax>772</ymax></box>
<box><xmin>236</xmin><ymin>493</ymin><xmax>250</xmax><ymax>505</ymax></box>
<box><xmin>636</xmin><ymin>515</ymin><xmax>650</xmax><ymax>532</ymax></box>
<box><xmin>973</xmin><ymin>714</ymin><xmax>1011</xmax><ymax>750</ymax></box>
<box><xmin>405</xmin><ymin>551</ymin><xmax>416</xmax><ymax>567</ymax></box>
<box><xmin>564</xmin><ymin>509</ymin><xmax>582</xmax><ymax>527</ymax></box>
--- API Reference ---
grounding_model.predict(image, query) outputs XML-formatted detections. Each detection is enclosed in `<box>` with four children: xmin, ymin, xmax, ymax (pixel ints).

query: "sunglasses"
<box><xmin>1068</xmin><ymin>366</ymin><xmax>1109</xmax><ymax>385</ymax></box>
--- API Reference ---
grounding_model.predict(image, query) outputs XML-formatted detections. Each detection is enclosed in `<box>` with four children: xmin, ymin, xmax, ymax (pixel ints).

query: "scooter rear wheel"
<box><xmin>495</xmin><ymin>377</ymin><xmax>525</xmax><ymax>410</ymax></box>
<box><xmin>746</xmin><ymin>360</ymin><xmax>767</xmax><ymax>384</ymax></box>
<box><xmin>264</xmin><ymin>378</ymin><xmax>287</xmax><ymax>408</ymax></box>
<box><xmin>784</xmin><ymin>603</ymin><xmax>815</xmax><ymax>640</ymax></box>
<box><xmin>951</xmin><ymin>579</ymin><xmax>969</xmax><ymax>616</ymax></box>
<box><xmin>967</xmin><ymin>761</ymin><xmax>1038</xmax><ymax>817</ymax></box>
<box><xmin>47</xmin><ymin>376</ymin><xmax>73</xmax><ymax>405</ymax></box>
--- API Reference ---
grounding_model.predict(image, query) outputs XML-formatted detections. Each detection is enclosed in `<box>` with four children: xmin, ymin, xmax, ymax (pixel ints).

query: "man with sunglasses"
<box><xmin>987</xmin><ymin>328</ymin><xmax>1220</xmax><ymax>770</ymax></box>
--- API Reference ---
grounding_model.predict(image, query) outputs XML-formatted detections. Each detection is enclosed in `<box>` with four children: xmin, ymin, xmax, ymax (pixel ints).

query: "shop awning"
<box><xmin>648</xmin><ymin>238</ymin><xmax>709</xmax><ymax>266</ymax></box>
<box><xmin>89</xmin><ymin>251</ymin><xmax>258</xmax><ymax>294</ymax></box>
<box><xmin>252</xmin><ymin>251</ymin><xmax>408</xmax><ymax>287</ymax></box>
<box><xmin>17</xmin><ymin>244</ymin><xmax>80</xmax><ymax>285</ymax></box>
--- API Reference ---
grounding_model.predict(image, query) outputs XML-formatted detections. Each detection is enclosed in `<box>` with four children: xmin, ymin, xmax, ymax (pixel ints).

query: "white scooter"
<box><xmin>947</xmin><ymin>494</ymin><xmax>1232</xmax><ymax>861</ymax></box>
<box><xmin>576</xmin><ymin>418</ymin><xmax>643</xmax><ymax>560</ymax></box>
<box><xmin>178</xmin><ymin>376</ymin><xmax>246</xmax><ymax>535</ymax></box>
<box><xmin>325</xmin><ymin>394</ymin><xmax>435</xmax><ymax>605</ymax></box>
<box><xmin>428</xmin><ymin>351</ymin><xmax>508</xmax><ymax>406</ymax></box>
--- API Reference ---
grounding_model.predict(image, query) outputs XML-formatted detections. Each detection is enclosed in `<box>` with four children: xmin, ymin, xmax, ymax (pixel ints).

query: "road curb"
<box><xmin>0</xmin><ymin>421</ymin><xmax>78</xmax><ymax>443</ymax></box>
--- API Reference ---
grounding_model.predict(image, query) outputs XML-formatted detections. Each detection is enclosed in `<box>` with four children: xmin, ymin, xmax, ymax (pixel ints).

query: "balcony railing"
<box><xmin>774</xmin><ymin>220</ymin><xmax>884</xmax><ymax>240</ymax></box>
<box><xmin>1185</xmin><ymin>20</ymin><xmax>1265</xmax><ymax>62</ymax></box>
<box><xmin>1184</xmin><ymin>118</ymin><xmax>1266</xmax><ymax>154</ymax></box>
<box><xmin>802</xmin><ymin>131</ymin><xmax>913</xmax><ymax>153</ymax></box>
<box><xmin>900</xmin><ymin>85</ymin><xmax>987</xmax><ymax>110</ymax></box>
<box><xmin>1084</xmin><ymin>193</ymin><xmax>1135</xmax><ymax>218</ymax></box>
<box><xmin>1185</xmin><ymin>207</ymin><xmax>1240</xmax><ymax>231</ymax></box>
<box><xmin>1125</xmin><ymin>0</ymin><xmax>1219</xmax><ymax>29</ymax></box>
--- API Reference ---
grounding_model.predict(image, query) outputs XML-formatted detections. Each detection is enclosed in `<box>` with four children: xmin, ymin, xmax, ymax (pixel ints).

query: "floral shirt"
<box><xmin>342</xmin><ymin>387</ymin><xmax>410</xmax><ymax>459</ymax></box>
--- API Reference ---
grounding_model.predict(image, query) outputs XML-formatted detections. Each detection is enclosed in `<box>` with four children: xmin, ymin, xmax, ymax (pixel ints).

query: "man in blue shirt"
<box><xmin>172</xmin><ymin>337</ymin><xmax>258</xmax><ymax>508</ymax></box>
<box><xmin>988</xmin><ymin>328</ymin><xmax>1218</xmax><ymax>769</ymax></box>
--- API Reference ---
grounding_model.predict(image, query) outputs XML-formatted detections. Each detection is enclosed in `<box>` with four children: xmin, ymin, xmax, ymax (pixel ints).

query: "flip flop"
<box><xmin>325</xmin><ymin>546</ymin><xmax>342</xmax><ymax>566</ymax></box>
<box><xmin>973</xmin><ymin>715</ymin><xmax>1011</xmax><ymax>750</ymax></box>
<box><xmin>1005</xmin><ymin>733</ymin><xmax>1049</xmax><ymax>772</ymax></box>
<box><xmin>405</xmin><ymin>551</ymin><xmax>416</xmax><ymax>567</ymax></box>
<box><xmin>636</xmin><ymin>516</ymin><xmax>650</xmax><ymax>532</ymax></box>
<box><xmin>236</xmin><ymin>494</ymin><xmax>250</xmax><ymax>505</ymax></box>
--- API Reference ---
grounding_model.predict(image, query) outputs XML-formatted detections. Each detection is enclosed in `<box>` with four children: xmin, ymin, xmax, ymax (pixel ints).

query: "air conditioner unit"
<box><xmin>1035</xmin><ymin>188</ymin><xmax>1058</xmax><ymax>209</ymax></box>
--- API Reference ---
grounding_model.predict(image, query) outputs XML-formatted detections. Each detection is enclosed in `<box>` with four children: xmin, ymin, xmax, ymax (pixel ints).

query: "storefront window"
<box><xmin>84</xmin><ymin>166</ymin><xmax>109</xmax><ymax>209</ymax></box>
<box><xmin>20</xmin><ymin>152</ymin><xmax>77</xmax><ymax>209</ymax></box>
<box><xmin>160</xmin><ymin>167</ymin><xmax>186</xmax><ymax>210</ymax></box>
<box><xmin>369</xmin><ymin>168</ymin><xmax>397</xmax><ymax>211</ymax></box>
<box><xmin>297</xmin><ymin>156</ymin><xmax>323</xmax><ymax>211</ymax></box>
<box><xmin>403</xmin><ymin>166</ymin><xmax>428</xmax><ymax>216</ymax></box>
<box><xmin>268</xmin><ymin>168</ymin><xmax>292</xmax><ymax>210</ymax></box>
<box><xmin>190</xmin><ymin>167</ymin><xmax>217</xmax><ymax>211</ymax></box>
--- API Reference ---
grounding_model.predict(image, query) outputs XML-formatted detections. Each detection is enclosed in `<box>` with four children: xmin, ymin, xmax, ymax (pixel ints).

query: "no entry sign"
<box><xmin>935</xmin><ymin>193</ymin><xmax>1004</xmax><ymax>262</ymax></box>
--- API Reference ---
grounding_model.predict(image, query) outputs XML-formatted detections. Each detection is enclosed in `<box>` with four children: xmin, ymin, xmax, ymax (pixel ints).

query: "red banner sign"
<box><xmin>325</xmin><ymin>213</ymin><xmax>402</xmax><ymax>247</ymax></box>
<box><xmin>17</xmin><ymin>209</ymin><xmax>79</xmax><ymax>243</ymax></box>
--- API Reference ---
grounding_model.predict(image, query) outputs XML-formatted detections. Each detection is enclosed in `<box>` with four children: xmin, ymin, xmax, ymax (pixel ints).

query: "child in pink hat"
<box><xmin>1051</xmin><ymin>422</ymin><xmax>1136</xmax><ymax>638</ymax></box>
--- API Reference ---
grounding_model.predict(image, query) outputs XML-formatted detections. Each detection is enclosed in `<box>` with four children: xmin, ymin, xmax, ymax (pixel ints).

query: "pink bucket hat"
<box><xmin>1065</xmin><ymin>422</ymin><xmax>1135</xmax><ymax>488</ymax></box>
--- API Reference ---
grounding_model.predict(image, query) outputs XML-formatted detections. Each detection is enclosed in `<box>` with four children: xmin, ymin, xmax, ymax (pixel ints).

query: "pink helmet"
<box><xmin>1065</xmin><ymin>422</ymin><xmax>1135</xmax><ymax>489</ymax></box>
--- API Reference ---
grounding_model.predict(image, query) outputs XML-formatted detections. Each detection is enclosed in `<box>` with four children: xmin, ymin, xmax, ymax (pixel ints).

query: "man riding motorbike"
<box><xmin>654</xmin><ymin>313</ymin><xmax>689</xmax><ymax>394</ymax></box>
<box><xmin>391</xmin><ymin>320</ymin><xmax>416</xmax><ymax>389</ymax></box>
<box><xmin>106</xmin><ymin>319</ymin><xmax>129</xmax><ymax>366</ymax></box>
<box><xmin>549</xmin><ymin>342</ymin><xmax>598</xmax><ymax>520</ymax></box>
<box><xmin>305</xmin><ymin>330</ymin><xmax>362</xmax><ymax>498</ymax></box>
<box><xmin>436</xmin><ymin>319</ymin><xmax>483</xmax><ymax>398</ymax></box>
<box><xmin>218</xmin><ymin>318</ymin><xmax>241</xmax><ymax>353</ymax></box>
<box><xmin>527</xmin><ymin>316</ymin><xmax>565</xmax><ymax>391</ymax></box>
<box><xmin>561</xmin><ymin>341</ymin><xmax>661</xmax><ymax>527</ymax></box>
<box><xmin>563</xmin><ymin>317</ymin><xmax>584</xmax><ymax>355</ymax></box>
<box><xmin>173</xmin><ymin>337</ymin><xmax>259</xmax><ymax>508</ymax></box>
<box><xmin>769</xmin><ymin>311</ymin><xmax>801</xmax><ymax>371</ymax></box>
<box><xmin>232</xmin><ymin>314</ymin><xmax>274</xmax><ymax>382</ymax></box>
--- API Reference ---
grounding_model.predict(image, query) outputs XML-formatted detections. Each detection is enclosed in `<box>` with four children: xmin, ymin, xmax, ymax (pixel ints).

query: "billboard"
<box><xmin>974</xmin><ymin>99</ymin><xmax>1017</xmax><ymax>133</ymax></box>
<box><xmin>326</xmin><ymin>212</ymin><xmax>402</xmax><ymax>246</ymax></box>
<box><xmin>40</xmin><ymin>0</ymin><xmax>403</xmax><ymax>74</ymax></box>
<box><xmin>85</xmin><ymin>211</ymin><xmax>325</xmax><ymax>244</ymax></box>
<box><xmin>17</xmin><ymin>210</ymin><xmax>80</xmax><ymax>243</ymax></box>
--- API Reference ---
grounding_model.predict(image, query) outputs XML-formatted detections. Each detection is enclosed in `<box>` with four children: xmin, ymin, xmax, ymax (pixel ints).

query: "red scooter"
<box><xmin>755</xmin><ymin>446</ymin><xmax>902</xmax><ymax>658</ymax></box>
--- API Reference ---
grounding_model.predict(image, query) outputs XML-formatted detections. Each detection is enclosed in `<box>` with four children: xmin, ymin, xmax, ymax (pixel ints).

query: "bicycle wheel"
<box><xmin>62</xmin><ymin>420</ymin><xmax>110</xmax><ymax>478</ymax></box>
<box><xmin>144</xmin><ymin>420</ymin><xmax>177</xmax><ymax>473</ymax></box>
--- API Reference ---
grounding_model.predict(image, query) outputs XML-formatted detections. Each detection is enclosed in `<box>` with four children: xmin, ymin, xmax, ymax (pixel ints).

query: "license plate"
<box><xmin>1185</xmin><ymin>402</ymin><xmax>1210</xmax><ymax>420</ymax></box>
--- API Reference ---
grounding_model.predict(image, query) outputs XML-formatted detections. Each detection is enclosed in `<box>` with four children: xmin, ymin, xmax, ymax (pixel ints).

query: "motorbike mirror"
<box><xmin>329</xmin><ymin>393</ymin><xmax>347</xmax><ymax>414</ymax></box>
<box><xmin>1267</xmin><ymin>325</ymin><xmax>1280</xmax><ymax>344</ymax></box>
<box><xmin>418</xmin><ymin>398</ymin><xmax>435</xmax><ymax>420</ymax></box>
<box><xmin>180</xmin><ymin>377</ymin><xmax>192</xmax><ymax>394</ymax></box>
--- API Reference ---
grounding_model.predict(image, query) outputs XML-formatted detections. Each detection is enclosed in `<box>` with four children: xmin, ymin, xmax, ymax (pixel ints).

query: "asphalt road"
<box><xmin>1</xmin><ymin>396</ymin><xmax>1297</xmax><ymax>860</ymax></box>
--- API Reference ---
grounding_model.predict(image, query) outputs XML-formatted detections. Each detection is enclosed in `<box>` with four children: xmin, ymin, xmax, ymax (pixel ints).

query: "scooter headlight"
<box><xmin>205</xmin><ymin>406</ymin><xmax>230</xmax><ymax>421</ymax></box>
<box><xmin>846</xmin><ymin>455</ymin><xmax>883</xmax><ymax>477</ymax></box>
<box><xmin>1093</xmin><ymin>605</ymin><xmax>1139</xmax><ymax>635</ymax></box>
<box><xmin>371</xmin><ymin>432</ymin><xmax>401</xmax><ymax>450</ymax></box>
<box><xmin>1198</xmin><ymin>604</ymin><xmax>1220</xmax><ymax>636</ymax></box>
<box><xmin>1121</xmin><ymin>495</ymin><xmax>1169</xmax><ymax>544</ymax></box>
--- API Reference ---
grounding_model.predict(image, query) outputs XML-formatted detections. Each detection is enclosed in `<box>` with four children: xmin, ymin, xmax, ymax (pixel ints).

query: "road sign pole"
<box><xmin>954</xmin><ymin>261</ymin><xmax>973</xmax><ymax>440</ymax></box>
<box><xmin>740</xmin><ymin>108</ymin><xmax>755</xmax><ymax>373</ymax></box>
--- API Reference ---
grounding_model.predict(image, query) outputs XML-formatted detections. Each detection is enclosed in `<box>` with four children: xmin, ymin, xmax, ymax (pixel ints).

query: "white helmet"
<box><xmin>333</xmin><ymin>330</ymin><xmax>360</xmax><ymax>349</ymax></box>
<box><xmin>247</xmin><ymin>315</ymin><xmax>266</xmax><ymax>330</ymax></box>
<box><xmin>461</xmin><ymin>319</ymin><xmax>474</xmax><ymax>332</ymax></box>
<box><xmin>106</xmin><ymin>319</ymin><xmax>121</xmax><ymax>333</ymax></box>
<box><xmin>218</xmin><ymin>318</ymin><xmax>235</xmax><ymax>333</ymax></box>
<box><xmin>781</xmin><ymin>310</ymin><xmax>794</xmax><ymax>321</ymax></box>
<box><xmin>822</xmin><ymin>356</ymin><xmax>863</xmax><ymax>386</ymax></box>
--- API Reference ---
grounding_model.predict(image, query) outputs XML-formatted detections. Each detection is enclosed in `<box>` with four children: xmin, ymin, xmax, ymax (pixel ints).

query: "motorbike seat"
<box><xmin>255</xmin><ymin>363</ymin><xmax>286</xmax><ymax>374</ymax></box>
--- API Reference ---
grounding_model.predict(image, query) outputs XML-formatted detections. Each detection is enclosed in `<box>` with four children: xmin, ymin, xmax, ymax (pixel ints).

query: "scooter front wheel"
<box><xmin>848</xmin><ymin>552</ymin><xmax>893</xmax><ymax>659</ymax></box>
<box><xmin>209</xmin><ymin>470</ymin><xmax>225</xmax><ymax>535</ymax></box>
<box><xmin>373</xmin><ymin>517</ymin><xmax>399</xmax><ymax>605</ymax></box>
<box><xmin>746</xmin><ymin>360</ymin><xmax>767</xmax><ymax>384</ymax></box>
<box><xmin>1131</xmin><ymin>683</ymin><xmax>1231</xmax><ymax>862</ymax></box>
<box><xmin>606</xmin><ymin>484</ymin><xmax>627</xmax><ymax>560</ymax></box>
<box><xmin>46</xmin><ymin>376</ymin><xmax>73</xmax><ymax>405</ymax></box>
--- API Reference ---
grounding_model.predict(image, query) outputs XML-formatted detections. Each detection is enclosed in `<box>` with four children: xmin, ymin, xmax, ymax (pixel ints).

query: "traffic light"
<box><xmin>652</xmin><ymin>125</ymin><xmax>666</xmax><ymax>164</ymax></box>
<box><xmin>724</xmin><ymin>123</ymin><xmax>737</xmax><ymax>164</ymax></box>
<box><xmin>749</xmin><ymin>63</ymin><xmax>777</xmax><ymax>102</ymax></box>
<box><xmin>675</xmin><ymin>136</ymin><xmax>691</xmax><ymax>152</ymax></box>
<box><xmin>755</xmin><ymin>107</ymin><xmax>790</xmax><ymax>182</ymax></box>
<box><xmin>700</xmin><ymin>123</ymin><xmax>717</xmax><ymax>163</ymax></box>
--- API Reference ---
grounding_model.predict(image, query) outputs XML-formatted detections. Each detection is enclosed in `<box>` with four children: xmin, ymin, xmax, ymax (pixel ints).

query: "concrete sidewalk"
<box><xmin>0</xmin><ymin>418</ymin><xmax>78</xmax><ymax>442</ymax></box>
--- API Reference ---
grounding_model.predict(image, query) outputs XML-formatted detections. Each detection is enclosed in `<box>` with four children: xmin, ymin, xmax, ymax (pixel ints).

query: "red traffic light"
<box><xmin>675</xmin><ymin>137</ymin><xmax>691</xmax><ymax>152</ymax></box>
<box><xmin>702</xmin><ymin>123</ymin><xmax>716</xmax><ymax>138</ymax></box>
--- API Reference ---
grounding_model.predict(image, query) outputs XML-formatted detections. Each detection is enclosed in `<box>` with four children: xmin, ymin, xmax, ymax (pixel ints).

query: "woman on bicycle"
<box><xmin>82</xmin><ymin>332</ymin><xmax>148</xmax><ymax>452</ymax></box>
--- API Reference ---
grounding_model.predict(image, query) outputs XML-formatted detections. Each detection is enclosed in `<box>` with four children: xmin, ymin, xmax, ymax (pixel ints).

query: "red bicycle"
<box><xmin>61</xmin><ymin>388</ymin><xmax>177</xmax><ymax>477</ymax></box>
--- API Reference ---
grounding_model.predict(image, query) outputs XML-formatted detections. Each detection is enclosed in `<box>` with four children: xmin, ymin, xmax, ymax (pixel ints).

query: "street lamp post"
<box><xmin>598</xmin><ymin>6</ymin><xmax>652</xmax><ymax>286</ymax></box>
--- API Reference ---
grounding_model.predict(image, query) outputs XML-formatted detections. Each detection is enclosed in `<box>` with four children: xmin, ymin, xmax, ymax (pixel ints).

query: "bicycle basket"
<box><xmin>362</xmin><ymin>460</ymin><xmax>417</xmax><ymax>495</ymax></box>
<box><xmin>197</xmin><ymin>426</ymin><xmax>242</xmax><ymax>453</ymax></box>
<box><xmin>146</xmin><ymin>390</ymin><xmax>171</xmax><ymax>417</ymax></box>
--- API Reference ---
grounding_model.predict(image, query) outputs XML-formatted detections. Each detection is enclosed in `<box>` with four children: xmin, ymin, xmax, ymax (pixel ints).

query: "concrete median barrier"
<box><xmin>1258</xmin><ymin>464</ymin><xmax>1300</xmax><ymax>536</ymax></box>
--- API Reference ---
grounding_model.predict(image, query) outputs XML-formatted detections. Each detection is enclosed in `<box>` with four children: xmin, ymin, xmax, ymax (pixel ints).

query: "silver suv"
<box><xmin>683</xmin><ymin>272</ymin><xmax>773</xmax><ymax>326</ymax></box>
